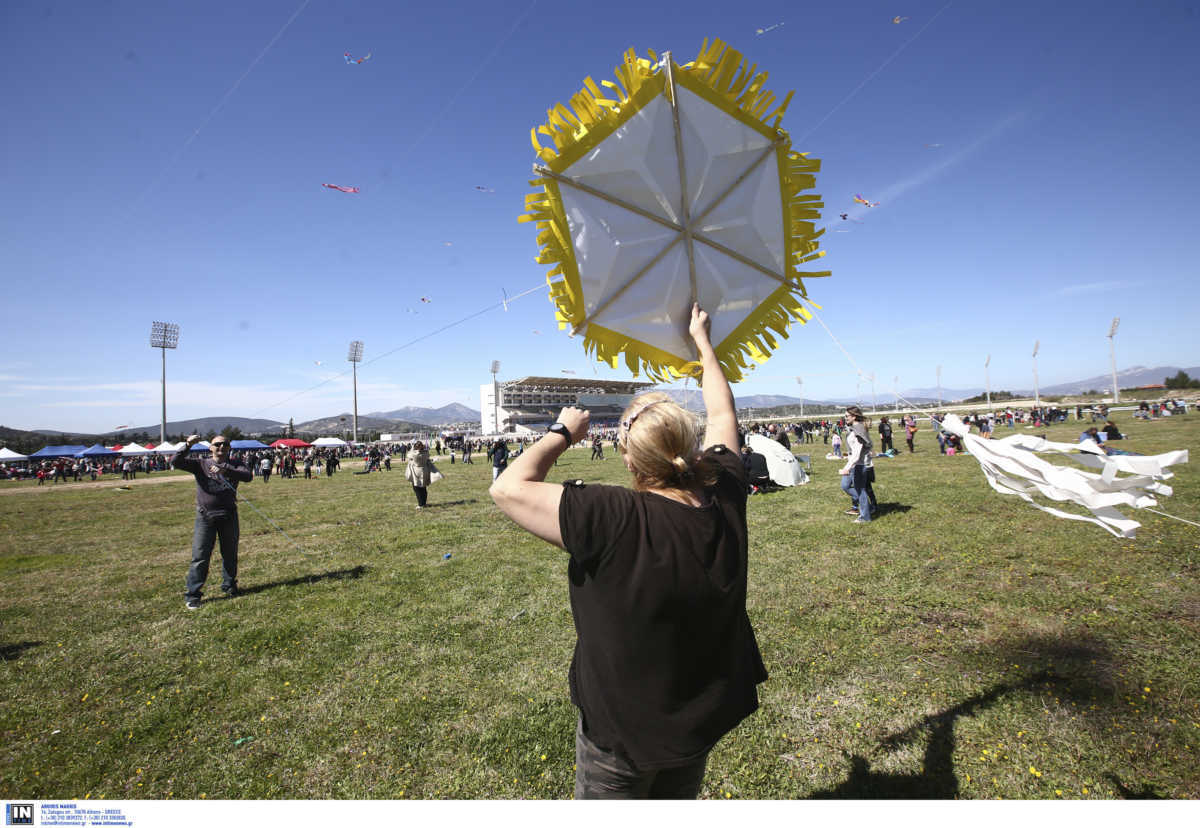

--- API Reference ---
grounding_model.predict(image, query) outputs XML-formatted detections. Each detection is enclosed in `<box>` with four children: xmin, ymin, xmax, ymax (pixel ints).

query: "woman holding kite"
<box><xmin>490</xmin><ymin>303</ymin><xmax>766</xmax><ymax>799</ymax></box>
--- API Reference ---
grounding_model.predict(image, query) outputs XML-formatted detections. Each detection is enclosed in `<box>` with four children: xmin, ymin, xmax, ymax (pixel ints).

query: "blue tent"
<box><xmin>76</xmin><ymin>444</ymin><xmax>119</xmax><ymax>458</ymax></box>
<box><xmin>230</xmin><ymin>439</ymin><xmax>270</xmax><ymax>450</ymax></box>
<box><xmin>30</xmin><ymin>445</ymin><xmax>88</xmax><ymax>458</ymax></box>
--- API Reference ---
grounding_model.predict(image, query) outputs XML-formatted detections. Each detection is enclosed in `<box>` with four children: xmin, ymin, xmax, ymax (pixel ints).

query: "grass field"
<box><xmin>1</xmin><ymin>415</ymin><xmax>1197</xmax><ymax>800</ymax></box>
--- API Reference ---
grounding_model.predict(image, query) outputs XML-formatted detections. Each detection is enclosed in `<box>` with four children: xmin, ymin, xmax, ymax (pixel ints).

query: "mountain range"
<box><xmin>13</xmin><ymin>366</ymin><xmax>1195</xmax><ymax>446</ymax></box>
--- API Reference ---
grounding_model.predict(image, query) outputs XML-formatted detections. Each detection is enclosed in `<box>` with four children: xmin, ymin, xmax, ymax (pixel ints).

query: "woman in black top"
<box><xmin>490</xmin><ymin>304</ymin><xmax>766</xmax><ymax>799</ymax></box>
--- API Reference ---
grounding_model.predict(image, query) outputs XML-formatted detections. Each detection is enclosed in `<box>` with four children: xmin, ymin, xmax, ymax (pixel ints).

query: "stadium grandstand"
<box><xmin>480</xmin><ymin>376</ymin><xmax>653</xmax><ymax>435</ymax></box>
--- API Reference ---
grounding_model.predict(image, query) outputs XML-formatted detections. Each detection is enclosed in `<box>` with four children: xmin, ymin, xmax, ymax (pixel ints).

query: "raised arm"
<box><xmin>691</xmin><ymin>304</ymin><xmax>738</xmax><ymax>451</ymax></box>
<box><xmin>489</xmin><ymin>407</ymin><xmax>590</xmax><ymax>549</ymax></box>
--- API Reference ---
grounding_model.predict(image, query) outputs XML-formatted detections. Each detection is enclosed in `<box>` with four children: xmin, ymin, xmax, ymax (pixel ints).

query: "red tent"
<box><xmin>270</xmin><ymin>438</ymin><xmax>312</xmax><ymax>448</ymax></box>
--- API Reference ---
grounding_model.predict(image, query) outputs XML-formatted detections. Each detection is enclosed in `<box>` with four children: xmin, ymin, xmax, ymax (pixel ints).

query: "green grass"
<box><xmin>1</xmin><ymin>416</ymin><xmax>1197</xmax><ymax>800</ymax></box>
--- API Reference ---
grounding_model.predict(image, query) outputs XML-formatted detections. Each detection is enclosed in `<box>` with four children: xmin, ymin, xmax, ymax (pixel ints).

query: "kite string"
<box><xmin>126</xmin><ymin>0</ymin><xmax>314</xmax><ymax>215</ymax></box>
<box><xmin>372</xmin><ymin>0</ymin><xmax>539</xmax><ymax>193</ymax></box>
<box><xmin>1144</xmin><ymin>508</ymin><xmax>1200</xmax><ymax>530</ymax></box>
<box><xmin>796</xmin><ymin>0</ymin><xmax>956</xmax><ymax>145</ymax></box>
<box><xmin>244</xmin><ymin>281</ymin><xmax>550</xmax><ymax>419</ymax></box>
<box><xmin>798</xmin><ymin>298</ymin><xmax>864</xmax><ymax>377</ymax></box>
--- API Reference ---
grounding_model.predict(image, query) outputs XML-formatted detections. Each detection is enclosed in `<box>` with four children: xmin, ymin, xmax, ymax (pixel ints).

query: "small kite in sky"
<box><xmin>114</xmin><ymin>424</ymin><xmax>129</xmax><ymax>430</ymax></box>
<box><xmin>755</xmin><ymin>22</ymin><xmax>784</xmax><ymax>35</ymax></box>
<box><xmin>501</xmin><ymin>288</ymin><xmax>509</xmax><ymax>312</ymax></box>
<box><xmin>561</xmin><ymin>369</ymin><xmax>576</xmax><ymax>375</ymax></box>
<box><xmin>532</xmin><ymin>330</ymin><xmax>542</xmax><ymax>335</ymax></box>
<box><xmin>839</xmin><ymin>212</ymin><xmax>863</xmax><ymax>223</ymax></box>
<box><xmin>344</xmin><ymin>51</ymin><xmax>371</xmax><ymax>64</ymax></box>
<box><xmin>322</xmin><ymin>183</ymin><xmax>359</xmax><ymax>194</ymax></box>
<box><xmin>474</xmin><ymin>185</ymin><xmax>495</xmax><ymax>193</ymax></box>
<box><xmin>420</xmin><ymin>296</ymin><xmax>431</xmax><ymax>303</ymax></box>
<box><xmin>853</xmin><ymin>193</ymin><xmax>880</xmax><ymax>207</ymax></box>
<box><xmin>892</xmin><ymin>16</ymin><xmax>909</xmax><ymax>25</ymax></box>
<box><xmin>314</xmin><ymin>361</ymin><xmax>323</xmax><ymax>366</ymax></box>
<box><xmin>442</xmin><ymin>241</ymin><xmax>453</xmax><ymax>247</ymax></box>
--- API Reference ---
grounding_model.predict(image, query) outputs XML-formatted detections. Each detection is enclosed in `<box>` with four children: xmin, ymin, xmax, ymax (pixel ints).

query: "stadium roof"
<box><xmin>503</xmin><ymin>376</ymin><xmax>653</xmax><ymax>393</ymax></box>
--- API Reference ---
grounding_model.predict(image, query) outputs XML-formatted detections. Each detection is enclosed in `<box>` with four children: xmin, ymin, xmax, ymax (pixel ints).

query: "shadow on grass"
<box><xmin>811</xmin><ymin>633</ymin><xmax>1133</xmax><ymax>799</ymax></box>
<box><xmin>1106</xmin><ymin>773</ymin><xmax>1166</xmax><ymax>799</ymax></box>
<box><xmin>873</xmin><ymin>502</ymin><xmax>912</xmax><ymax>517</ymax></box>
<box><xmin>809</xmin><ymin>671</ymin><xmax>1061</xmax><ymax>799</ymax></box>
<box><xmin>420</xmin><ymin>499</ymin><xmax>479</xmax><ymax>509</ymax></box>
<box><xmin>237</xmin><ymin>565</ymin><xmax>368</xmax><ymax>597</ymax></box>
<box><xmin>0</xmin><ymin>641</ymin><xmax>41</xmax><ymax>661</ymax></box>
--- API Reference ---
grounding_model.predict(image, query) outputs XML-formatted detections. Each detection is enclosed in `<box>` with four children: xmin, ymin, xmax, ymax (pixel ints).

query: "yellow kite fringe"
<box><xmin>519</xmin><ymin>39</ymin><xmax>829</xmax><ymax>383</ymax></box>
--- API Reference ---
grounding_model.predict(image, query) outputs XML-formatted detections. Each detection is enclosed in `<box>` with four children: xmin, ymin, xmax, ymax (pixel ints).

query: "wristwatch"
<box><xmin>547</xmin><ymin>423</ymin><xmax>572</xmax><ymax>444</ymax></box>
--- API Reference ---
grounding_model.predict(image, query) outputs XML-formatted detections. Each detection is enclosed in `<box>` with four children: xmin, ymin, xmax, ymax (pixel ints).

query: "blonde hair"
<box><xmin>618</xmin><ymin>392</ymin><xmax>719</xmax><ymax>491</ymax></box>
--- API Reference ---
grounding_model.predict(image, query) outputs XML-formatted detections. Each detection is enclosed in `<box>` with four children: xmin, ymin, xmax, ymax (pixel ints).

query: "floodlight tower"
<box><xmin>490</xmin><ymin>360</ymin><xmax>501</xmax><ymax>434</ymax></box>
<box><xmin>936</xmin><ymin>365</ymin><xmax>943</xmax><ymax>408</ymax></box>
<box><xmin>348</xmin><ymin>340</ymin><xmax>364</xmax><ymax>443</ymax></box>
<box><xmin>868</xmin><ymin>372</ymin><xmax>877</xmax><ymax>414</ymax></box>
<box><xmin>1032</xmin><ymin>340</ymin><xmax>1041</xmax><ymax>409</ymax></box>
<box><xmin>893</xmin><ymin>376</ymin><xmax>900</xmax><ymax>412</ymax></box>
<box><xmin>149</xmin><ymin>321</ymin><xmax>179</xmax><ymax>445</ymax></box>
<box><xmin>985</xmin><ymin>354</ymin><xmax>992</xmax><ymax>412</ymax></box>
<box><xmin>795</xmin><ymin>376</ymin><xmax>803</xmax><ymax>418</ymax></box>
<box><xmin>1107</xmin><ymin>317</ymin><xmax>1120</xmax><ymax>403</ymax></box>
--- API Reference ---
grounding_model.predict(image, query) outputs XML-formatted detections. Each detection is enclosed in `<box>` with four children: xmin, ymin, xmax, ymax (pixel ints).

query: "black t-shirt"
<box><xmin>558</xmin><ymin>444</ymin><xmax>767</xmax><ymax>770</ymax></box>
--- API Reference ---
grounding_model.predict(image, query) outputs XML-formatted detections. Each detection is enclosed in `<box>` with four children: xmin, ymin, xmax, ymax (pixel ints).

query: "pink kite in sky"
<box><xmin>322</xmin><ymin>183</ymin><xmax>359</xmax><ymax>194</ymax></box>
<box><xmin>344</xmin><ymin>51</ymin><xmax>371</xmax><ymax>64</ymax></box>
<box><xmin>853</xmin><ymin>193</ymin><xmax>880</xmax><ymax>207</ymax></box>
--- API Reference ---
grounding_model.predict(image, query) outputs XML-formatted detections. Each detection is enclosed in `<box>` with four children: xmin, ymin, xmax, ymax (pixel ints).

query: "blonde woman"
<box><xmin>490</xmin><ymin>304</ymin><xmax>766</xmax><ymax>799</ymax></box>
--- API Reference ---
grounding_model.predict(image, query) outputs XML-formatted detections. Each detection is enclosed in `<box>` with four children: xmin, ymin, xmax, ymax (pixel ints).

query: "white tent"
<box><xmin>154</xmin><ymin>441</ymin><xmax>181</xmax><ymax>454</ymax></box>
<box><xmin>0</xmin><ymin>447</ymin><xmax>29</xmax><ymax>462</ymax></box>
<box><xmin>311</xmin><ymin>437</ymin><xmax>348</xmax><ymax>447</ymax></box>
<box><xmin>119</xmin><ymin>443</ymin><xmax>152</xmax><ymax>455</ymax></box>
<box><xmin>746</xmin><ymin>434</ymin><xmax>809</xmax><ymax>487</ymax></box>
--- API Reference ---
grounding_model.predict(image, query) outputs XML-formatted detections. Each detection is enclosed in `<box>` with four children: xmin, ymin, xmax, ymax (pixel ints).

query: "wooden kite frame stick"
<box><xmin>532</xmin><ymin>165</ymin><xmax>683</xmax><ymax>233</ymax></box>
<box><xmin>569</xmin><ymin>236</ymin><xmax>684</xmax><ymax>336</ymax></box>
<box><xmin>664</xmin><ymin>54</ymin><xmax>699</xmax><ymax>309</ymax></box>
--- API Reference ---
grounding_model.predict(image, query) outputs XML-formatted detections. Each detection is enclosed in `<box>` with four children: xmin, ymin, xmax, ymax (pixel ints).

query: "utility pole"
<box><xmin>149</xmin><ymin>321</ymin><xmax>179</xmax><ymax>446</ymax></box>
<box><xmin>1032</xmin><ymin>340</ymin><xmax>1041</xmax><ymax>409</ymax></box>
<box><xmin>985</xmin><ymin>354</ymin><xmax>992</xmax><ymax>412</ymax></box>
<box><xmin>1107</xmin><ymin>317</ymin><xmax>1120</xmax><ymax>403</ymax></box>
<box><xmin>936</xmin><ymin>365</ymin><xmax>942</xmax><ymax>408</ymax></box>
<box><xmin>348</xmin><ymin>340</ymin><xmax>364</xmax><ymax>443</ymax></box>
<box><xmin>796</xmin><ymin>376</ymin><xmax>803</xmax><ymax>418</ymax></box>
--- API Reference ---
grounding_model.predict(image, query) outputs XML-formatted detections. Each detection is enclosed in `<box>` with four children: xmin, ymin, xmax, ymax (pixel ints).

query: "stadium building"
<box><xmin>480</xmin><ymin>376</ymin><xmax>653</xmax><ymax>435</ymax></box>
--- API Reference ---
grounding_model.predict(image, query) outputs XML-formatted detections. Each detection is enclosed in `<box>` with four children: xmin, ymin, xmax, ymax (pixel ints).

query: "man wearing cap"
<box><xmin>173</xmin><ymin>434</ymin><xmax>252</xmax><ymax>609</ymax></box>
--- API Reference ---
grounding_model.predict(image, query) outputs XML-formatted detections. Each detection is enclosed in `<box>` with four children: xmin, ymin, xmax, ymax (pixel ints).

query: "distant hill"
<box><xmin>364</xmin><ymin>403</ymin><xmax>480</xmax><ymax>426</ymax></box>
<box><xmin>1040</xmin><ymin>365</ymin><xmax>1200</xmax><ymax>395</ymax></box>
<box><xmin>101</xmin><ymin>417</ymin><xmax>285</xmax><ymax>438</ymax></box>
<box><xmin>293</xmin><ymin>413</ymin><xmax>428</xmax><ymax>436</ymax></box>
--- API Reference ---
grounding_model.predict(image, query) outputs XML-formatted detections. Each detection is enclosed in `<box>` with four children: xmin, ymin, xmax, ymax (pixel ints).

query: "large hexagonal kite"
<box><xmin>521</xmin><ymin>39</ymin><xmax>829</xmax><ymax>382</ymax></box>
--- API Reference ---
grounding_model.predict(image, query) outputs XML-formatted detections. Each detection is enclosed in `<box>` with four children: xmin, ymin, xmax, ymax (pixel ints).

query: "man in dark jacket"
<box><xmin>173</xmin><ymin>434</ymin><xmax>252</xmax><ymax>609</ymax></box>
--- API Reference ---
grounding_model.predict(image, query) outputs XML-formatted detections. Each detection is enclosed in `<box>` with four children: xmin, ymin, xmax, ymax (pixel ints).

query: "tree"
<box><xmin>288</xmin><ymin>418</ymin><xmax>295</xmax><ymax>438</ymax></box>
<box><xmin>220</xmin><ymin>425</ymin><xmax>245</xmax><ymax>441</ymax></box>
<box><xmin>1165</xmin><ymin>370</ymin><xmax>1200</xmax><ymax>389</ymax></box>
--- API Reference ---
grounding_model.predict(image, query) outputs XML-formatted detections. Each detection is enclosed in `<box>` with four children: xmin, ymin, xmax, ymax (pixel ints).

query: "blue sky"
<box><xmin>2</xmin><ymin>0</ymin><xmax>1198</xmax><ymax>433</ymax></box>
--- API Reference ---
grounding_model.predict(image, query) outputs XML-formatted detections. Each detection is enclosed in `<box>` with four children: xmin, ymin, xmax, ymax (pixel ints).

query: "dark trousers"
<box><xmin>412</xmin><ymin>485</ymin><xmax>428</xmax><ymax>507</ymax></box>
<box><xmin>880</xmin><ymin>435</ymin><xmax>894</xmax><ymax>452</ymax></box>
<box><xmin>574</xmin><ymin>719</ymin><xmax>708</xmax><ymax>799</ymax></box>
<box><xmin>186</xmin><ymin>512</ymin><xmax>239</xmax><ymax>600</ymax></box>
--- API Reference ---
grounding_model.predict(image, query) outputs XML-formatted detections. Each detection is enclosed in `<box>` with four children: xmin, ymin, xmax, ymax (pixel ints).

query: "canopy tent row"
<box><xmin>0</xmin><ymin>447</ymin><xmax>29</xmax><ymax>462</ymax></box>
<box><xmin>29</xmin><ymin>445</ymin><xmax>88</xmax><ymax>458</ymax></box>
<box><xmin>270</xmin><ymin>438</ymin><xmax>312</xmax><ymax>448</ymax></box>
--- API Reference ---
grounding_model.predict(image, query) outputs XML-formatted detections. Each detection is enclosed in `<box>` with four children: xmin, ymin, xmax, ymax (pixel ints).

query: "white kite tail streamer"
<box><xmin>940</xmin><ymin>414</ymin><xmax>1189</xmax><ymax>538</ymax></box>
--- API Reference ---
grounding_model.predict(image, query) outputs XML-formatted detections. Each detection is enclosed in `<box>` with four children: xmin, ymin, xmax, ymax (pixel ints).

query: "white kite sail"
<box><xmin>939</xmin><ymin>414</ymin><xmax>1187</xmax><ymax>538</ymax></box>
